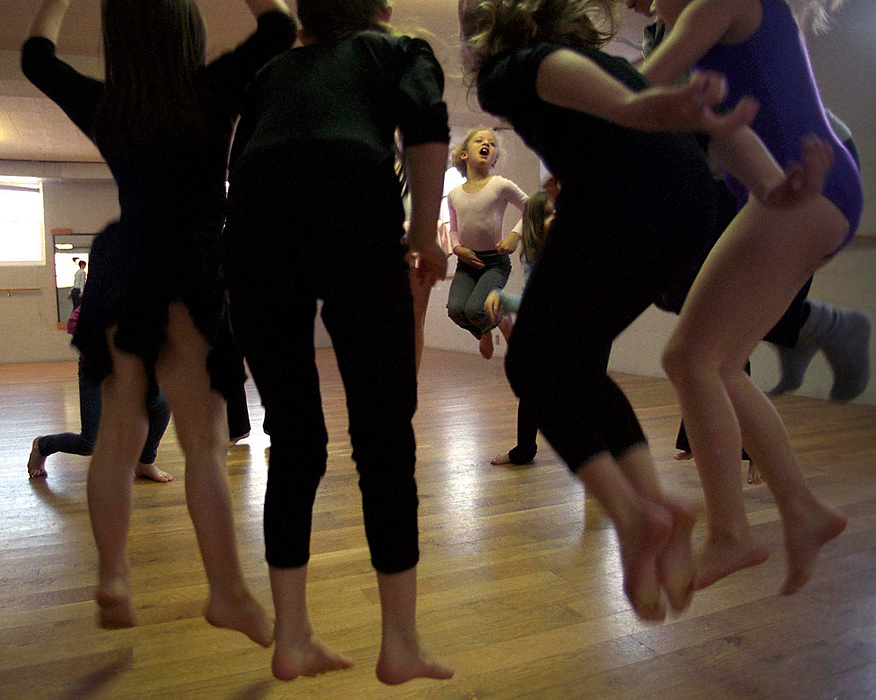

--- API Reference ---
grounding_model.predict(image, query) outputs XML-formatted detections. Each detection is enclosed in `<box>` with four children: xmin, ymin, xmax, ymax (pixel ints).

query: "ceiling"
<box><xmin>0</xmin><ymin>0</ymin><xmax>648</xmax><ymax>164</ymax></box>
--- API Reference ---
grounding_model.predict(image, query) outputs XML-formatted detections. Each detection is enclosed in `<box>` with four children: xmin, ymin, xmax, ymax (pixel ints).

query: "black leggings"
<box><xmin>225</xmin><ymin>209</ymin><xmax>419</xmax><ymax>575</ymax></box>
<box><xmin>506</xmin><ymin>195</ymin><xmax>716</xmax><ymax>472</ymax></box>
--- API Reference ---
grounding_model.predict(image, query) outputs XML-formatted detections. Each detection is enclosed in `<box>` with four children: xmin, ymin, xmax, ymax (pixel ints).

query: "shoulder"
<box><xmin>477</xmin><ymin>43</ymin><xmax>578</xmax><ymax>115</ymax></box>
<box><xmin>352</xmin><ymin>31</ymin><xmax>437</xmax><ymax>61</ymax></box>
<box><xmin>448</xmin><ymin>183</ymin><xmax>465</xmax><ymax>200</ymax></box>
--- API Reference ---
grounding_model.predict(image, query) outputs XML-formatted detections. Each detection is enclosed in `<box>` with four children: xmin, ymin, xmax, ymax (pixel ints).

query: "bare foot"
<box><xmin>272</xmin><ymin>635</ymin><xmax>354</xmax><ymax>681</ymax></box>
<box><xmin>747</xmin><ymin>461</ymin><xmax>763</xmax><ymax>485</ymax></box>
<box><xmin>27</xmin><ymin>438</ymin><xmax>47</xmax><ymax>478</ymax></box>
<box><xmin>96</xmin><ymin>578</ymin><xmax>136</xmax><ymax>629</ymax></box>
<box><xmin>694</xmin><ymin>531</ymin><xmax>769</xmax><ymax>590</ymax></box>
<box><xmin>376</xmin><ymin>632</ymin><xmax>454</xmax><ymax>685</ymax></box>
<box><xmin>780</xmin><ymin>502</ymin><xmax>847</xmax><ymax>595</ymax></box>
<box><xmin>134</xmin><ymin>463</ymin><xmax>174</xmax><ymax>483</ymax></box>
<box><xmin>490</xmin><ymin>452</ymin><xmax>512</xmax><ymax>465</ymax></box>
<box><xmin>498</xmin><ymin>315</ymin><xmax>514</xmax><ymax>343</ymax></box>
<box><xmin>205</xmin><ymin>591</ymin><xmax>273</xmax><ymax>647</ymax></box>
<box><xmin>674</xmin><ymin>451</ymin><xmax>693</xmax><ymax>461</ymax></box>
<box><xmin>617</xmin><ymin>504</ymin><xmax>673</xmax><ymax>621</ymax></box>
<box><xmin>230</xmin><ymin>431</ymin><xmax>251</xmax><ymax>446</ymax></box>
<box><xmin>479</xmin><ymin>332</ymin><xmax>494</xmax><ymax>360</ymax></box>
<box><xmin>656</xmin><ymin>499</ymin><xmax>697</xmax><ymax>614</ymax></box>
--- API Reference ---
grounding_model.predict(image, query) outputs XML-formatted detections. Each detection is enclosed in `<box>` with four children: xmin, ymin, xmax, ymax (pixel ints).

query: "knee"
<box><xmin>661</xmin><ymin>335</ymin><xmax>694</xmax><ymax>386</ymax></box>
<box><xmin>505</xmin><ymin>343</ymin><xmax>531</xmax><ymax>399</ymax></box>
<box><xmin>464</xmin><ymin>299</ymin><xmax>487</xmax><ymax>326</ymax></box>
<box><xmin>446</xmin><ymin>302</ymin><xmax>465</xmax><ymax>324</ymax></box>
<box><xmin>662</xmin><ymin>334</ymin><xmax>726</xmax><ymax>388</ymax></box>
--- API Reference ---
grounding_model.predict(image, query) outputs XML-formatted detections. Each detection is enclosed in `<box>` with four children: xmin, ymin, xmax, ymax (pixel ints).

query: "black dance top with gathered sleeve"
<box><xmin>227</xmin><ymin>30</ymin><xmax>450</xmax><ymax>218</ymax></box>
<box><xmin>20</xmin><ymin>11</ymin><xmax>295</xmax><ymax>397</ymax></box>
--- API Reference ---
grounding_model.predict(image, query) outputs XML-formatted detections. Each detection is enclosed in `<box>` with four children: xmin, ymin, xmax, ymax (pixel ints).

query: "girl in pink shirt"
<box><xmin>446</xmin><ymin>128</ymin><xmax>527</xmax><ymax>358</ymax></box>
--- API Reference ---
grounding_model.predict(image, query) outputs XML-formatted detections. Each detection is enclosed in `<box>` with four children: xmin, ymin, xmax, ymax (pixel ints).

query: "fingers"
<box><xmin>704</xmin><ymin>96</ymin><xmax>759</xmax><ymax>136</ymax></box>
<box><xmin>686</xmin><ymin>71</ymin><xmax>728</xmax><ymax>109</ymax></box>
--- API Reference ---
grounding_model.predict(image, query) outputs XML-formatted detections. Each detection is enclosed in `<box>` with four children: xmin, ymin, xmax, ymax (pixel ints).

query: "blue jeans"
<box><xmin>447</xmin><ymin>250</ymin><xmax>511</xmax><ymax>339</ymax></box>
<box><xmin>38</xmin><ymin>357</ymin><xmax>171</xmax><ymax>464</ymax></box>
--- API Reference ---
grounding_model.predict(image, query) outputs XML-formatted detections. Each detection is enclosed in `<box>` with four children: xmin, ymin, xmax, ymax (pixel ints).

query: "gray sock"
<box><xmin>801</xmin><ymin>300</ymin><xmax>871</xmax><ymax>401</ymax></box>
<box><xmin>768</xmin><ymin>338</ymin><xmax>819</xmax><ymax>397</ymax></box>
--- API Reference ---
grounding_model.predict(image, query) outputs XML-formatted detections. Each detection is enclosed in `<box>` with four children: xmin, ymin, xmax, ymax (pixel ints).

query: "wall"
<box><xmin>0</xmin><ymin>161</ymin><xmax>117</xmax><ymax>363</ymax></box>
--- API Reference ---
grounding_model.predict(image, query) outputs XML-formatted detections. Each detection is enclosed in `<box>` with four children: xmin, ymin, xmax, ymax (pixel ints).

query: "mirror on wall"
<box><xmin>52</xmin><ymin>233</ymin><xmax>96</xmax><ymax>324</ymax></box>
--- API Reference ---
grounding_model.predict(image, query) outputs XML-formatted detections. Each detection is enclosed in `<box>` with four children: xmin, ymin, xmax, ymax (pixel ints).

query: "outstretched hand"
<box><xmin>408</xmin><ymin>242</ymin><xmax>448</xmax><ymax>288</ymax></box>
<box><xmin>484</xmin><ymin>290</ymin><xmax>502</xmax><ymax>324</ymax></box>
<box><xmin>630</xmin><ymin>71</ymin><xmax>759</xmax><ymax>137</ymax></box>
<box><xmin>760</xmin><ymin>135</ymin><xmax>835</xmax><ymax>209</ymax></box>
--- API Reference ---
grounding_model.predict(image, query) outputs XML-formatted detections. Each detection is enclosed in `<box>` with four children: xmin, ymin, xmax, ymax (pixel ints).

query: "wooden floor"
<box><xmin>2</xmin><ymin>349</ymin><xmax>875</xmax><ymax>699</ymax></box>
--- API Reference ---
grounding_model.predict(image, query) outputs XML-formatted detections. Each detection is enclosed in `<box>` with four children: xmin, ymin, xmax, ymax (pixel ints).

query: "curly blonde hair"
<box><xmin>450</xmin><ymin>127</ymin><xmax>499</xmax><ymax>177</ymax></box>
<box><xmin>459</xmin><ymin>0</ymin><xmax>617</xmax><ymax>77</ymax></box>
<box><xmin>786</xmin><ymin>0</ymin><xmax>847</xmax><ymax>33</ymax></box>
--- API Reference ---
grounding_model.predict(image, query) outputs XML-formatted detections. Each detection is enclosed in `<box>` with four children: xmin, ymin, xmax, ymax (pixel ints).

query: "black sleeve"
<box><xmin>393</xmin><ymin>37</ymin><xmax>449</xmax><ymax>146</ymax></box>
<box><xmin>477</xmin><ymin>44</ymin><xmax>560</xmax><ymax>119</ymax></box>
<box><xmin>200</xmin><ymin>10</ymin><xmax>296</xmax><ymax>118</ymax></box>
<box><xmin>20</xmin><ymin>37</ymin><xmax>103</xmax><ymax>140</ymax></box>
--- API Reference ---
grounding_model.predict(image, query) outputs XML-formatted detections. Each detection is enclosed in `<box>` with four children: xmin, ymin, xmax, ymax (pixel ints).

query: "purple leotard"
<box><xmin>696</xmin><ymin>0</ymin><xmax>863</xmax><ymax>249</ymax></box>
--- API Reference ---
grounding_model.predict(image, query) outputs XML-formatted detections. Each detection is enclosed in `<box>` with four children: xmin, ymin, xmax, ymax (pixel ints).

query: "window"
<box><xmin>0</xmin><ymin>178</ymin><xmax>45</xmax><ymax>265</ymax></box>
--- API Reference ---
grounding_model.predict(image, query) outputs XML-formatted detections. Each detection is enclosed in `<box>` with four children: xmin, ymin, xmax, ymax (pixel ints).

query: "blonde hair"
<box><xmin>296</xmin><ymin>0</ymin><xmax>393</xmax><ymax>41</ymax></box>
<box><xmin>520</xmin><ymin>190</ymin><xmax>551</xmax><ymax>264</ymax></box>
<box><xmin>459</xmin><ymin>0</ymin><xmax>617</xmax><ymax>77</ymax></box>
<box><xmin>786</xmin><ymin>0</ymin><xmax>847</xmax><ymax>33</ymax></box>
<box><xmin>450</xmin><ymin>127</ymin><xmax>499</xmax><ymax>177</ymax></box>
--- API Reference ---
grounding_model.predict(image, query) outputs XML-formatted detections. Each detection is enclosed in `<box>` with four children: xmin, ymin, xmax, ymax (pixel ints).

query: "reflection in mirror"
<box><xmin>53</xmin><ymin>233</ymin><xmax>96</xmax><ymax>323</ymax></box>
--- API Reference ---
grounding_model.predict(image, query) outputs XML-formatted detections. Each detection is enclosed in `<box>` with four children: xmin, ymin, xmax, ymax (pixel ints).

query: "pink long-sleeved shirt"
<box><xmin>447</xmin><ymin>176</ymin><xmax>526</xmax><ymax>251</ymax></box>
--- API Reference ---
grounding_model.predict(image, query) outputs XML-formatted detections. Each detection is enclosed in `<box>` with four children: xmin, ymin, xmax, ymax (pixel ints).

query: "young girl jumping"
<box><xmin>223</xmin><ymin>0</ymin><xmax>453</xmax><ymax>684</ymax></box>
<box><xmin>22</xmin><ymin>0</ymin><xmax>294</xmax><ymax>640</ymax></box>
<box><xmin>485</xmin><ymin>190</ymin><xmax>554</xmax><ymax>466</ymax></box>
<box><xmin>446</xmin><ymin>128</ymin><xmax>527</xmax><ymax>359</ymax></box>
<box><xmin>459</xmin><ymin>0</ymin><xmax>835</xmax><ymax>620</ymax></box>
<box><xmin>633</xmin><ymin>0</ymin><xmax>861</xmax><ymax>593</ymax></box>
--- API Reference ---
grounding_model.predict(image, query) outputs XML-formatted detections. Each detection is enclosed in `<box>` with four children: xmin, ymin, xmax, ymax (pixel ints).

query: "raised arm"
<box><xmin>243</xmin><ymin>0</ymin><xmax>290</xmax><ymax>18</ymax></box>
<box><xmin>27</xmin><ymin>0</ymin><xmax>70</xmax><ymax>43</ymax></box>
<box><xmin>640</xmin><ymin>0</ymin><xmax>736</xmax><ymax>87</ymax></box>
<box><xmin>535</xmin><ymin>48</ymin><xmax>757</xmax><ymax>137</ymax></box>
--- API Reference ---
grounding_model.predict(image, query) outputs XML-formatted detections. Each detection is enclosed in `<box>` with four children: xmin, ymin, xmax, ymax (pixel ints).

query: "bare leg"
<box><xmin>615</xmin><ymin>444</ymin><xmax>696</xmax><ymax>614</ymax></box>
<box><xmin>498</xmin><ymin>314</ymin><xmax>514</xmax><ymax>343</ymax></box>
<box><xmin>27</xmin><ymin>437</ymin><xmax>47</xmax><ymax>478</ymax></box>
<box><xmin>409</xmin><ymin>266</ymin><xmax>432</xmax><ymax>375</ymax></box>
<box><xmin>87</xmin><ymin>339</ymin><xmax>150</xmax><ymax>629</ymax></box>
<box><xmin>375</xmin><ymin>567</ymin><xmax>454</xmax><ymax>685</ymax></box>
<box><xmin>155</xmin><ymin>303</ymin><xmax>271</xmax><ymax>646</ymax></box>
<box><xmin>577</xmin><ymin>451</ymin><xmax>673</xmax><ymax>621</ymax></box>
<box><xmin>269</xmin><ymin>564</ymin><xmax>354</xmax><ymax>681</ymax></box>
<box><xmin>663</xmin><ymin>195</ymin><xmax>848</xmax><ymax>593</ymax></box>
<box><xmin>479</xmin><ymin>330</ymin><xmax>494</xmax><ymax>359</ymax></box>
<box><xmin>727</xmin><ymin>370</ymin><xmax>846</xmax><ymax>593</ymax></box>
<box><xmin>134</xmin><ymin>462</ymin><xmax>174</xmax><ymax>483</ymax></box>
<box><xmin>747</xmin><ymin>460</ymin><xmax>763</xmax><ymax>485</ymax></box>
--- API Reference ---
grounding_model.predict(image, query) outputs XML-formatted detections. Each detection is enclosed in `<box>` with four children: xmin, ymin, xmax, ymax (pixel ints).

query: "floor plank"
<box><xmin>1</xmin><ymin>349</ymin><xmax>875</xmax><ymax>698</ymax></box>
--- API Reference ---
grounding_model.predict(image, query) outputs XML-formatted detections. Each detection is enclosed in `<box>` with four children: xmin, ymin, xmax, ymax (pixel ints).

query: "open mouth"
<box><xmin>479</xmin><ymin>146</ymin><xmax>491</xmax><ymax>157</ymax></box>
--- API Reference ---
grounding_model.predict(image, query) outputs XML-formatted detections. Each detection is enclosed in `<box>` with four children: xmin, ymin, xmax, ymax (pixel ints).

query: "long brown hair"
<box><xmin>459</xmin><ymin>0</ymin><xmax>617</xmax><ymax>78</ymax></box>
<box><xmin>94</xmin><ymin>0</ymin><xmax>209</xmax><ymax>151</ymax></box>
